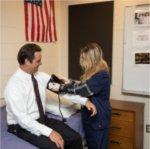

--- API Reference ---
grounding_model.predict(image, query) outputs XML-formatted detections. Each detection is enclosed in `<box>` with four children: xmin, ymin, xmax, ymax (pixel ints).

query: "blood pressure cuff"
<box><xmin>46</xmin><ymin>74</ymin><xmax>64</xmax><ymax>93</ymax></box>
<box><xmin>59</xmin><ymin>81</ymin><xmax>93</xmax><ymax>97</ymax></box>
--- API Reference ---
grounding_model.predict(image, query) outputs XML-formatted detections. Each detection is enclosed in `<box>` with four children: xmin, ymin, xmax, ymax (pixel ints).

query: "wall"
<box><xmin>58</xmin><ymin>0</ymin><xmax>150</xmax><ymax>149</ymax></box>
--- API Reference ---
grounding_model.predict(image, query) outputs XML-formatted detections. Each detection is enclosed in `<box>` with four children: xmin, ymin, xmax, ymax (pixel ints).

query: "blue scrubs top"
<box><xmin>81</xmin><ymin>70</ymin><xmax>111</xmax><ymax>130</ymax></box>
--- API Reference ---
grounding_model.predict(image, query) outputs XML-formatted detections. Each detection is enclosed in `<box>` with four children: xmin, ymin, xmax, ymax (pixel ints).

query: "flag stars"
<box><xmin>25</xmin><ymin>0</ymin><xmax>42</xmax><ymax>6</ymax></box>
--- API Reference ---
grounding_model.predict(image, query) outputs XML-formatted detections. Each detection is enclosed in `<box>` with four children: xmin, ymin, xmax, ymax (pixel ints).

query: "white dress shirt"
<box><xmin>4</xmin><ymin>68</ymin><xmax>53</xmax><ymax>137</ymax></box>
<box><xmin>4</xmin><ymin>68</ymin><xmax>88</xmax><ymax>137</ymax></box>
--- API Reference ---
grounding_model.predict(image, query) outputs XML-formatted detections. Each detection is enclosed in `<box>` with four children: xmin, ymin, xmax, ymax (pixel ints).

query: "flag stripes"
<box><xmin>24</xmin><ymin>0</ymin><xmax>57</xmax><ymax>43</ymax></box>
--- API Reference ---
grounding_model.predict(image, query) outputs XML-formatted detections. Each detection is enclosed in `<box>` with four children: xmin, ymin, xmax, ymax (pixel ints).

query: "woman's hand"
<box><xmin>85</xmin><ymin>100</ymin><xmax>97</xmax><ymax>117</ymax></box>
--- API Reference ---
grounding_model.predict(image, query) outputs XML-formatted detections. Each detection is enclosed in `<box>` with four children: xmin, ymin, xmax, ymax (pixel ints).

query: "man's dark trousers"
<box><xmin>8</xmin><ymin>117</ymin><xmax>83</xmax><ymax>149</ymax></box>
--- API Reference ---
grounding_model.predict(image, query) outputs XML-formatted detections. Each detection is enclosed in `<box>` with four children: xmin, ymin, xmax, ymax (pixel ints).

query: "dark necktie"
<box><xmin>31</xmin><ymin>74</ymin><xmax>45</xmax><ymax>122</ymax></box>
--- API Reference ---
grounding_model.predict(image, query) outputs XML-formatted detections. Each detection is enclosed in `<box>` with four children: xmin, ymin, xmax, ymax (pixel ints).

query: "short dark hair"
<box><xmin>17</xmin><ymin>43</ymin><xmax>42</xmax><ymax>65</ymax></box>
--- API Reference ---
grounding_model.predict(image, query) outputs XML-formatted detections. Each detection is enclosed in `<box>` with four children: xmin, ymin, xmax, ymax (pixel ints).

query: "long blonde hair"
<box><xmin>80</xmin><ymin>42</ymin><xmax>109</xmax><ymax>81</ymax></box>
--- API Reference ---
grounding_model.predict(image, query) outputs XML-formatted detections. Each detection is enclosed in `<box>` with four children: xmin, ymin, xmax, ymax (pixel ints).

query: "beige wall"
<box><xmin>0</xmin><ymin>0</ymin><xmax>150</xmax><ymax>148</ymax></box>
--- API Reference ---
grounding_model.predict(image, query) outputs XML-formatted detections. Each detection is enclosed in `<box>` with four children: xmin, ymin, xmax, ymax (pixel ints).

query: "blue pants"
<box><xmin>84</xmin><ymin>128</ymin><xmax>109</xmax><ymax>149</ymax></box>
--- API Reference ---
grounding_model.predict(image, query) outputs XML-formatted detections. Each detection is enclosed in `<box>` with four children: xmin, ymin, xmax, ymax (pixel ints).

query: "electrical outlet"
<box><xmin>146</xmin><ymin>124</ymin><xmax>150</xmax><ymax>133</ymax></box>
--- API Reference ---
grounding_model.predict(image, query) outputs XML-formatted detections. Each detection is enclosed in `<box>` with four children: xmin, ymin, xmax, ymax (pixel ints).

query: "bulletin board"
<box><xmin>122</xmin><ymin>4</ymin><xmax>150</xmax><ymax>96</ymax></box>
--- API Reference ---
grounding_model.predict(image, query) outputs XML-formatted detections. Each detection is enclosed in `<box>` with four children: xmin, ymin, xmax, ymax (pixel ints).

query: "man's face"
<box><xmin>27</xmin><ymin>52</ymin><xmax>42</xmax><ymax>73</ymax></box>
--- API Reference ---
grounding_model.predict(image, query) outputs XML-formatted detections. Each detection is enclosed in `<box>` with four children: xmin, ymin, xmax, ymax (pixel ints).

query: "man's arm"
<box><xmin>60</xmin><ymin>94</ymin><xmax>97</xmax><ymax>116</ymax></box>
<box><xmin>45</xmin><ymin>74</ymin><xmax>97</xmax><ymax>116</ymax></box>
<box><xmin>59</xmin><ymin>81</ymin><xmax>94</xmax><ymax>97</ymax></box>
<box><xmin>46</xmin><ymin>74</ymin><xmax>93</xmax><ymax>97</ymax></box>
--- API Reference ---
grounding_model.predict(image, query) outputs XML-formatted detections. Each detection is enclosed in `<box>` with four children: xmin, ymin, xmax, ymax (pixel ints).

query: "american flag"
<box><xmin>24</xmin><ymin>0</ymin><xmax>57</xmax><ymax>43</ymax></box>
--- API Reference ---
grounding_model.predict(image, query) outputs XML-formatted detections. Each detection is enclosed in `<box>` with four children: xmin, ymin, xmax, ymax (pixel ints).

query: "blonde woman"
<box><xmin>60</xmin><ymin>43</ymin><xmax>111</xmax><ymax>149</ymax></box>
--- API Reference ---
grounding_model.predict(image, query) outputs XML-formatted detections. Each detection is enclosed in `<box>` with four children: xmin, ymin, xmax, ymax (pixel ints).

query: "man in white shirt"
<box><xmin>4</xmin><ymin>43</ymin><xmax>97</xmax><ymax>149</ymax></box>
